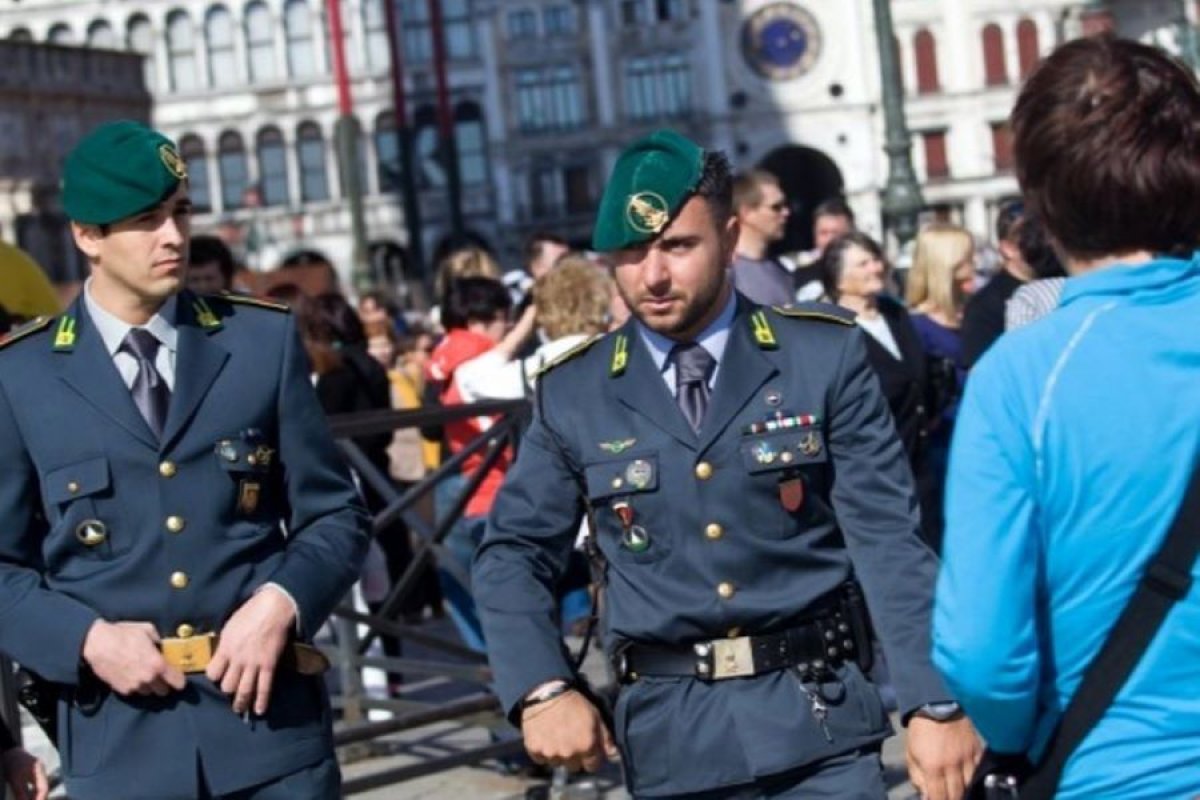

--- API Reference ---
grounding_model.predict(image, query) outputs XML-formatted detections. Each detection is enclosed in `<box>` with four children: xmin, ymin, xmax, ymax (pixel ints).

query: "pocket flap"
<box><xmin>584</xmin><ymin>454</ymin><xmax>659</xmax><ymax>500</ymax></box>
<box><xmin>44</xmin><ymin>456</ymin><xmax>111</xmax><ymax>505</ymax></box>
<box><xmin>740</xmin><ymin>429</ymin><xmax>828</xmax><ymax>474</ymax></box>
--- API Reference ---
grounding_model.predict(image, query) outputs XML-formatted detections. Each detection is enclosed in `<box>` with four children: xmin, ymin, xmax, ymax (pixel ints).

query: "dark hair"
<box><xmin>279</xmin><ymin>249</ymin><xmax>333</xmax><ymax>269</ymax></box>
<box><xmin>441</xmin><ymin>277</ymin><xmax>511</xmax><ymax>331</ymax></box>
<box><xmin>693</xmin><ymin>150</ymin><xmax>733</xmax><ymax>226</ymax></box>
<box><xmin>1012</xmin><ymin>36</ymin><xmax>1200</xmax><ymax>260</ymax></box>
<box><xmin>731</xmin><ymin>168</ymin><xmax>780</xmax><ymax>212</ymax></box>
<box><xmin>431</xmin><ymin>230</ymin><xmax>493</xmax><ymax>269</ymax></box>
<box><xmin>524</xmin><ymin>231</ymin><xmax>569</xmax><ymax>264</ymax></box>
<box><xmin>812</xmin><ymin>197</ymin><xmax>855</xmax><ymax>224</ymax></box>
<box><xmin>0</xmin><ymin>302</ymin><xmax>12</xmax><ymax>336</ymax></box>
<box><xmin>994</xmin><ymin>199</ymin><xmax>1026</xmax><ymax>244</ymax></box>
<box><xmin>359</xmin><ymin>288</ymin><xmax>399</xmax><ymax>319</ymax></box>
<box><xmin>264</xmin><ymin>282</ymin><xmax>304</xmax><ymax>307</ymax></box>
<box><xmin>188</xmin><ymin>234</ymin><xmax>236</xmax><ymax>285</ymax></box>
<box><xmin>1017</xmin><ymin>215</ymin><xmax>1068</xmax><ymax>280</ymax></box>
<box><xmin>819</xmin><ymin>231</ymin><xmax>886</xmax><ymax>301</ymax></box>
<box><xmin>301</xmin><ymin>292</ymin><xmax>366</xmax><ymax>347</ymax></box>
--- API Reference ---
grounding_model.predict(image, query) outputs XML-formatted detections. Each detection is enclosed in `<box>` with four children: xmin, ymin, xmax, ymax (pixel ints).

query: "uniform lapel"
<box><xmin>696</xmin><ymin>300</ymin><xmax>779</xmax><ymax>453</ymax></box>
<box><xmin>160</xmin><ymin>291</ymin><xmax>229</xmax><ymax>449</ymax></box>
<box><xmin>55</xmin><ymin>296</ymin><xmax>160</xmax><ymax>450</ymax></box>
<box><xmin>609</xmin><ymin>321</ymin><xmax>697</xmax><ymax>449</ymax></box>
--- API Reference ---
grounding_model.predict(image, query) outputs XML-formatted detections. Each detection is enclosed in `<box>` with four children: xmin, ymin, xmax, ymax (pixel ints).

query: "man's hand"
<box><xmin>81</xmin><ymin>620</ymin><xmax>185</xmax><ymax>696</ymax></box>
<box><xmin>206</xmin><ymin>586</ymin><xmax>296</xmax><ymax>716</ymax></box>
<box><xmin>2</xmin><ymin>746</ymin><xmax>49</xmax><ymax>800</ymax></box>
<box><xmin>907</xmin><ymin>715</ymin><xmax>983</xmax><ymax>800</ymax></box>
<box><xmin>520</xmin><ymin>689</ymin><xmax>618</xmax><ymax>773</ymax></box>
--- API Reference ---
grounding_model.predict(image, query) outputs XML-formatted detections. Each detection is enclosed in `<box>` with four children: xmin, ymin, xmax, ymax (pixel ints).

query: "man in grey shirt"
<box><xmin>730</xmin><ymin>169</ymin><xmax>796</xmax><ymax>307</ymax></box>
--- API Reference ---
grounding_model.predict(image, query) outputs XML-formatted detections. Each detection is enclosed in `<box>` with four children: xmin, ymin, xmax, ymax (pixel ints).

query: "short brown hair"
<box><xmin>1012</xmin><ymin>37</ymin><xmax>1200</xmax><ymax>260</ymax></box>
<box><xmin>533</xmin><ymin>254</ymin><xmax>613</xmax><ymax>340</ymax></box>
<box><xmin>732</xmin><ymin>169</ymin><xmax>779</xmax><ymax>214</ymax></box>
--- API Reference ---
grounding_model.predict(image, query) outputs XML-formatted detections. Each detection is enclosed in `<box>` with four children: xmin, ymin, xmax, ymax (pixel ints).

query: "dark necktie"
<box><xmin>671</xmin><ymin>342</ymin><xmax>715</xmax><ymax>433</ymax></box>
<box><xmin>121</xmin><ymin>328</ymin><xmax>171</xmax><ymax>439</ymax></box>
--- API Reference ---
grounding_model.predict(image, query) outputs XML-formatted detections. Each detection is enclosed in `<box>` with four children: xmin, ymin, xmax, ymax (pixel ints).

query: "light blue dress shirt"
<box><xmin>84</xmin><ymin>280</ymin><xmax>178</xmax><ymax>390</ymax></box>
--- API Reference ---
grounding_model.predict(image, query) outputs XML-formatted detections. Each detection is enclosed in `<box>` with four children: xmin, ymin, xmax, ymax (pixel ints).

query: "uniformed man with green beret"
<box><xmin>0</xmin><ymin>120</ymin><xmax>369</xmax><ymax>798</ymax></box>
<box><xmin>473</xmin><ymin>130</ymin><xmax>981</xmax><ymax>798</ymax></box>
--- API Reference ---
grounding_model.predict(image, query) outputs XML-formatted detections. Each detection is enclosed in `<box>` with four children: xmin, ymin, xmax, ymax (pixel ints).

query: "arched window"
<box><xmin>245</xmin><ymin>1</ymin><xmax>276</xmax><ymax>82</ymax></box>
<box><xmin>8</xmin><ymin>28</ymin><xmax>33</xmax><ymax>41</ymax></box>
<box><xmin>126</xmin><ymin>14</ymin><xmax>155</xmax><ymax>89</ymax></box>
<box><xmin>914</xmin><ymin>29</ymin><xmax>939</xmax><ymax>94</ymax></box>
<box><xmin>179</xmin><ymin>135</ymin><xmax>211</xmax><ymax>212</ymax></box>
<box><xmin>374</xmin><ymin>112</ymin><xmax>399</xmax><ymax>194</ymax></box>
<box><xmin>87</xmin><ymin>20</ymin><xmax>116</xmax><ymax>49</ymax></box>
<box><xmin>256</xmin><ymin>127</ymin><xmax>289</xmax><ymax>206</ymax></box>
<box><xmin>982</xmin><ymin>23</ymin><xmax>1008</xmax><ymax>87</ymax></box>
<box><xmin>1017</xmin><ymin>18</ymin><xmax>1039</xmax><ymax>80</ymax></box>
<box><xmin>363</xmin><ymin>0</ymin><xmax>390</xmax><ymax>73</ymax></box>
<box><xmin>297</xmin><ymin>122</ymin><xmax>329</xmax><ymax>202</ymax></box>
<box><xmin>166</xmin><ymin>11</ymin><xmax>200</xmax><ymax>91</ymax></box>
<box><xmin>206</xmin><ymin>5</ymin><xmax>237</xmax><ymax>87</ymax></box>
<box><xmin>47</xmin><ymin>23</ymin><xmax>74</xmax><ymax>45</ymax></box>
<box><xmin>455</xmin><ymin>102</ymin><xmax>487</xmax><ymax>186</ymax></box>
<box><xmin>218</xmin><ymin>131</ymin><xmax>248</xmax><ymax>210</ymax></box>
<box><xmin>284</xmin><ymin>0</ymin><xmax>316</xmax><ymax>78</ymax></box>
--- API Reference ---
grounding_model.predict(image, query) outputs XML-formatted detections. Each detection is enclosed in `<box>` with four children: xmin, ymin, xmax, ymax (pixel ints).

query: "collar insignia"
<box><xmin>193</xmin><ymin>297</ymin><xmax>223</xmax><ymax>332</ymax></box>
<box><xmin>750</xmin><ymin>310</ymin><xmax>778</xmax><ymax>350</ymax></box>
<box><xmin>53</xmin><ymin>315</ymin><xmax>77</xmax><ymax>351</ymax></box>
<box><xmin>626</xmin><ymin>191</ymin><xmax>669</xmax><ymax>235</ymax></box>
<box><xmin>610</xmin><ymin>334</ymin><xmax>629</xmax><ymax>377</ymax></box>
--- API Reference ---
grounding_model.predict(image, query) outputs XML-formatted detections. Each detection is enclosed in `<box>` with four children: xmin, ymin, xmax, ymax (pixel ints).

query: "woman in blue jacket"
<box><xmin>933</xmin><ymin>36</ymin><xmax>1200</xmax><ymax>798</ymax></box>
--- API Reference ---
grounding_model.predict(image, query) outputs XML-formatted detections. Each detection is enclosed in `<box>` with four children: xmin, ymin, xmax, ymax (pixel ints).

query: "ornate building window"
<box><xmin>284</xmin><ymin>0</ymin><xmax>317</xmax><ymax>78</ymax></box>
<box><xmin>914</xmin><ymin>29</ymin><xmax>940</xmax><ymax>94</ymax></box>
<box><xmin>514</xmin><ymin>65</ymin><xmax>585</xmax><ymax>133</ymax></box>
<box><xmin>297</xmin><ymin>122</ymin><xmax>330</xmax><ymax>203</ymax></box>
<box><xmin>363</xmin><ymin>0</ymin><xmax>390</xmax><ymax>73</ymax></box>
<box><xmin>218</xmin><ymin>131</ymin><xmax>249</xmax><ymax>210</ymax></box>
<box><xmin>86</xmin><ymin>20</ymin><xmax>116</xmax><ymax>49</ymax></box>
<box><xmin>374</xmin><ymin>112</ymin><xmax>399</xmax><ymax>194</ymax></box>
<box><xmin>982</xmin><ymin>23</ymin><xmax>1008</xmax><ymax>87</ymax></box>
<box><xmin>245</xmin><ymin>1</ymin><xmax>277</xmax><ymax>83</ymax></box>
<box><xmin>166</xmin><ymin>11</ymin><xmax>200</xmax><ymax>92</ymax></box>
<box><xmin>205</xmin><ymin>5</ymin><xmax>237</xmax><ymax>88</ymax></box>
<box><xmin>455</xmin><ymin>102</ymin><xmax>488</xmax><ymax>186</ymax></box>
<box><xmin>1017</xmin><ymin>18</ymin><xmax>1040</xmax><ymax>80</ymax></box>
<box><xmin>257</xmin><ymin>127</ymin><xmax>289</xmax><ymax>206</ymax></box>
<box><xmin>179</xmin><ymin>135</ymin><xmax>212</xmax><ymax>212</ymax></box>
<box><xmin>127</xmin><ymin>15</ymin><xmax>155</xmax><ymax>90</ymax></box>
<box><xmin>623</xmin><ymin>54</ymin><xmax>691</xmax><ymax>121</ymax></box>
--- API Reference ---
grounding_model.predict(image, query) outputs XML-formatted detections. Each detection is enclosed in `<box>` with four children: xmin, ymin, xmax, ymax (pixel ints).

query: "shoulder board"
<box><xmin>215</xmin><ymin>293</ymin><xmax>291</xmax><ymax>313</ymax></box>
<box><xmin>772</xmin><ymin>303</ymin><xmax>855</xmax><ymax>326</ymax></box>
<box><xmin>0</xmin><ymin>315</ymin><xmax>53</xmax><ymax>350</ymax></box>
<box><xmin>535</xmin><ymin>334</ymin><xmax>604</xmax><ymax>378</ymax></box>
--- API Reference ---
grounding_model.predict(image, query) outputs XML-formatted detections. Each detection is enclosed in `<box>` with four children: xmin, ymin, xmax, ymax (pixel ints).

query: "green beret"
<box><xmin>592</xmin><ymin>129</ymin><xmax>705</xmax><ymax>252</ymax></box>
<box><xmin>62</xmin><ymin>120</ymin><xmax>187</xmax><ymax>225</ymax></box>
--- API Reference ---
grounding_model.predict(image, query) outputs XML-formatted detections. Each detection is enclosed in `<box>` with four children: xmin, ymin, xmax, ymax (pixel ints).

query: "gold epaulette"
<box><xmin>535</xmin><ymin>334</ymin><xmax>604</xmax><ymax>378</ymax></box>
<box><xmin>772</xmin><ymin>305</ymin><xmax>855</xmax><ymax>326</ymax></box>
<box><xmin>0</xmin><ymin>315</ymin><xmax>53</xmax><ymax>350</ymax></box>
<box><xmin>217</xmin><ymin>292</ymin><xmax>291</xmax><ymax>313</ymax></box>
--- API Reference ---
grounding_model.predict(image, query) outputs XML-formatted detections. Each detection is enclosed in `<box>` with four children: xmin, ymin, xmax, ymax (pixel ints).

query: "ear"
<box><xmin>721</xmin><ymin>215</ymin><xmax>740</xmax><ymax>265</ymax></box>
<box><xmin>997</xmin><ymin>238</ymin><xmax>1019</xmax><ymax>263</ymax></box>
<box><xmin>71</xmin><ymin>221</ymin><xmax>104</xmax><ymax>262</ymax></box>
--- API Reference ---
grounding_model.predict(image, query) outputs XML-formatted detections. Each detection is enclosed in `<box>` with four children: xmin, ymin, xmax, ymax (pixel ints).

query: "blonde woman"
<box><xmin>453</xmin><ymin>254</ymin><xmax>614</xmax><ymax>399</ymax></box>
<box><xmin>905</xmin><ymin>222</ymin><xmax>976</xmax><ymax>552</ymax></box>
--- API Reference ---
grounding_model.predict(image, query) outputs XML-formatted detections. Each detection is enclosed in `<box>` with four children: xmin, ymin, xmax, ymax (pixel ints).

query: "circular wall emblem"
<box><xmin>741</xmin><ymin>3</ymin><xmax>822</xmax><ymax>82</ymax></box>
<box><xmin>625</xmin><ymin>191</ymin><xmax>670</xmax><ymax>234</ymax></box>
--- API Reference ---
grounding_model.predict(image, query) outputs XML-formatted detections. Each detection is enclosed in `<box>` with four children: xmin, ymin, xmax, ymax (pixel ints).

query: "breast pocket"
<box><xmin>43</xmin><ymin>456</ymin><xmax>124</xmax><ymax>561</ymax></box>
<box><xmin>583</xmin><ymin>453</ymin><xmax>670</xmax><ymax>564</ymax></box>
<box><xmin>739</xmin><ymin>428</ymin><xmax>831</xmax><ymax>538</ymax></box>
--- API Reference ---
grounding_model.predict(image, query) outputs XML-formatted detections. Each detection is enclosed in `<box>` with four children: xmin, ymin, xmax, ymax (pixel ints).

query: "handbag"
<box><xmin>966</xmin><ymin>459</ymin><xmax>1200</xmax><ymax>799</ymax></box>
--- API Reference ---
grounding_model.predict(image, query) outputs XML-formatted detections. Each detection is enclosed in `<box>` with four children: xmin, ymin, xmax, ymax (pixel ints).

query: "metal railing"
<box><xmin>325</xmin><ymin>398</ymin><xmax>532</xmax><ymax>794</ymax></box>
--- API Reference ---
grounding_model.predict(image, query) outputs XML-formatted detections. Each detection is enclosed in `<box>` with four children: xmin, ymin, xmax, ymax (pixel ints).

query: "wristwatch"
<box><xmin>913</xmin><ymin>701</ymin><xmax>963</xmax><ymax>722</ymax></box>
<box><xmin>520</xmin><ymin>679</ymin><xmax>573</xmax><ymax>711</ymax></box>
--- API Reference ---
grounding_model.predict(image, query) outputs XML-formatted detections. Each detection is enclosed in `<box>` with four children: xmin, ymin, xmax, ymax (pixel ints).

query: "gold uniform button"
<box><xmin>170</xmin><ymin>571</ymin><xmax>190</xmax><ymax>590</ymax></box>
<box><xmin>695</xmin><ymin>462</ymin><xmax>714</xmax><ymax>480</ymax></box>
<box><xmin>704</xmin><ymin>523</ymin><xmax>724</xmax><ymax>541</ymax></box>
<box><xmin>165</xmin><ymin>516</ymin><xmax>185</xmax><ymax>533</ymax></box>
<box><xmin>176</xmin><ymin>623</ymin><xmax>195</xmax><ymax>638</ymax></box>
<box><xmin>67</xmin><ymin>481</ymin><xmax>80</xmax><ymax>494</ymax></box>
<box><xmin>717</xmin><ymin>581</ymin><xmax>735</xmax><ymax>600</ymax></box>
<box><xmin>159</xmin><ymin>461</ymin><xmax>177</xmax><ymax>478</ymax></box>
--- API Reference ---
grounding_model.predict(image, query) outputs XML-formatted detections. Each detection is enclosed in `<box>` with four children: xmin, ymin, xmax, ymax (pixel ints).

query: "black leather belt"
<box><xmin>617</xmin><ymin>612</ymin><xmax>859</xmax><ymax>683</ymax></box>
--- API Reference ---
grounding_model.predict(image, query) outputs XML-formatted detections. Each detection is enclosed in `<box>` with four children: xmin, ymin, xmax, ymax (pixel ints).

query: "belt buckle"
<box><xmin>699</xmin><ymin>637</ymin><xmax>755</xmax><ymax>680</ymax></box>
<box><xmin>161</xmin><ymin>632</ymin><xmax>215</xmax><ymax>673</ymax></box>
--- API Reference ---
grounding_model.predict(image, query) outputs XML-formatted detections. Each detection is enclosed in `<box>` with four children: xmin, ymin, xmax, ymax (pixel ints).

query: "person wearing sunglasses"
<box><xmin>730</xmin><ymin>169</ymin><xmax>796</xmax><ymax>307</ymax></box>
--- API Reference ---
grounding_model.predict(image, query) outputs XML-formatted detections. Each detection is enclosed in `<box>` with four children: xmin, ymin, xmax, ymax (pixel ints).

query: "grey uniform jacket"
<box><xmin>473</xmin><ymin>296</ymin><xmax>949</xmax><ymax>797</ymax></box>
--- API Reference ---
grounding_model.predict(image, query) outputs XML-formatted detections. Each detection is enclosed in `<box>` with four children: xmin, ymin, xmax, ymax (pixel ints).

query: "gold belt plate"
<box><xmin>161</xmin><ymin>632</ymin><xmax>216</xmax><ymax>673</ymax></box>
<box><xmin>710</xmin><ymin>637</ymin><xmax>755</xmax><ymax>679</ymax></box>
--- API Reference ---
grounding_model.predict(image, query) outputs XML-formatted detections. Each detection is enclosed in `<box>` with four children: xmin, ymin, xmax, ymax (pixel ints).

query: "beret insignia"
<box><xmin>159</xmin><ymin>143</ymin><xmax>188</xmax><ymax>180</ymax></box>
<box><xmin>626</xmin><ymin>191</ymin><xmax>669</xmax><ymax>235</ymax></box>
